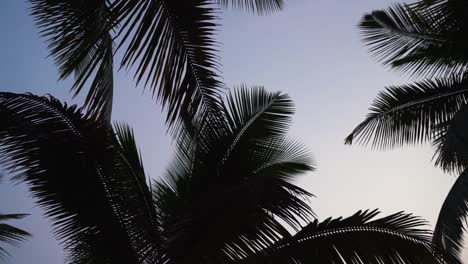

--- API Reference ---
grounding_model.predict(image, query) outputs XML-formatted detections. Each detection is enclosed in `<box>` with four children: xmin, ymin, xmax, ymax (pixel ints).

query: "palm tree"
<box><xmin>0</xmin><ymin>214</ymin><xmax>31</xmax><ymax>261</ymax></box>
<box><xmin>0</xmin><ymin>88</ymin><xmax>455</xmax><ymax>263</ymax></box>
<box><xmin>345</xmin><ymin>0</ymin><xmax>468</xmax><ymax>261</ymax></box>
<box><xmin>28</xmin><ymin>0</ymin><xmax>284</xmax><ymax>125</ymax></box>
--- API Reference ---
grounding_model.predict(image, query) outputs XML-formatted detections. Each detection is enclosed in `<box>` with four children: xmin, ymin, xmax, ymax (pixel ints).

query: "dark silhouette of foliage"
<box><xmin>29</xmin><ymin>0</ymin><xmax>284</xmax><ymax>124</ymax></box>
<box><xmin>246</xmin><ymin>210</ymin><xmax>451</xmax><ymax>263</ymax></box>
<box><xmin>0</xmin><ymin>90</ymin><xmax>456</xmax><ymax>263</ymax></box>
<box><xmin>346</xmin><ymin>0</ymin><xmax>468</xmax><ymax>261</ymax></box>
<box><xmin>4</xmin><ymin>0</ymin><xmax>459</xmax><ymax>262</ymax></box>
<box><xmin>0</xmin><ymin>93</ymin><xmax>160</xmax><ymax>263</ymax></box>
<box><xmin>0</xmin><ymin>214</ymin><xmax>31</xmax><ymax>261</ymax></box>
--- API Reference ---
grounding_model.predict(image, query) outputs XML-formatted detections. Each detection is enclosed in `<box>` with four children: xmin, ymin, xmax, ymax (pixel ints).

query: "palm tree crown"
<box><xmin>0</xmin><ymin>89</ymin><xmax>456</xmax><ymax>263</ymax></box>
<box><xmin>346</xmin><ymin>0</ymin><xmax>468</xmax><ymax>261</ymax></box>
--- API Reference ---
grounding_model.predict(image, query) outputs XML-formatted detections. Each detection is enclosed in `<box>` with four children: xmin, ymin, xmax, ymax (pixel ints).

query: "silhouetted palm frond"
<box><xmin>28</xmin><ymin>0</ymin><xmax>230</xmax><ymax>130</ymax></box>
<box><xmin>247</xmin><ymin>210</ymin><xmax>457</xmax><ymax>264</ymax></box>
<box><xmin>0</xmin><ymin>93</ymin><xmax>160</xmax><ymax>264</ymax></box>
<box><xmin>352</xmin><ymin>1</ymin><xmax>468</xmax><ymax>262</ymax></box>
<box><xmin>30</xmin><ymin>0</ymin><xmax>115</xmax><ymax>120</ymax></box>
<box><xmin>215</xmin><ymin>0</ymin><xmax>284</xmax><ymax>14</ymax></box>
<box><xmin>29</xmin><ymin>0</ymin><xmax>290</xmax><ymax>129</ymax></box>
<box><xmin>114</xmin><ymin>122</ymin><xmax>147</xmax><ymax>184</ymax></box>
<box><xmin>153</xmin><ymin>86</ymin><xmax>315</xmax><ymax>263</ymax></box>
<box><xmin>0</xmin><ymin>214</ymin><xmax>31</xmax><ymax>261</ymax></box>
<box><xmin>359</xmin><ymin>2</ymin><xmax>468</xmax><ymax>78</ymax></box>
<box><xmin>112</xmin><ymin>0</ymin><xmax>223</xmax><ymax>132</ymax></box>
<box><xmin>0</xmin><ymin>90</ymin><xmax>456</xmax><ymax>263</ymax></box>
<box><xmin>433</xmin><ymin>168</ymin><xmax>468</xmax><ymax>263</ymax></box>
<box><xmin>345</xmin><ymin>76</ymin><xmax>468</xmax><ymax>150</ymax></box>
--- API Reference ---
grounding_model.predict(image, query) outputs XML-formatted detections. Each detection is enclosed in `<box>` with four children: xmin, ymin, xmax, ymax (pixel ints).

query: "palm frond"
<box><xmin>214</xmin><ymin>0</ymin><xmax>285</xmax><ymax>14</ymax></box>
<box><xmin>223</xmin><ymin>85</ymin><xmax>294</xmax><ymax>139</ymax></box>
<box><xmin>411</xmin><ymin>0</ymin><xmax>468</xmax><ymax>27</ymax></box>
<box><xmin>0</xmin><ymin>216</ymin><xmax>30</xmax><ymax>247</ymax></box>
<box><xmin>220</xmin><ymin>86</ymin><xmax>295</xmax><ymax>166</ymax></box>
<box><xmin>112</xmin><ymin>0</ymin><xmax>223</xmax><ymax>131</ymax></box>
<box><xmin>0</xmin><ymin>215</ymin><xmax>29</xmax><ymax>221</ymax></box>
<box><xmin>432</xmin><ymin>103</ymin><xmax>468</xmax><ymax>173</ymax></box>
<box><xmin>249</xmin><ymin>210</ymin><xmax>457</xmax><ymax>263</ymax></box>
<box><xmin>433</xmin><ymin>168</ymin><xmax>468</xmax><ymax>263</ymax></box>
<box><xmin>113</xmin><ymin>122</ymin><xmax>147</xmax><ymax>183</ymax></box>
<box><xmin>0</xmin><ymin>93</ymin><xmax>160</xmax><ymax>263</ymax></box>
<box><xmin>153</xmin><ymin>86</ymin><xmax>314</xmax><ymax>263</ymax></box>
<box><xmin>0</xmin><ymin>214</ymin><xmax>31</xmax><ymax>261</ymax></box>
<box><xmin>29</xmin><ymin>0</ymin><xmax>115</xmax><ymax>120</ymax></box>
<box><xmin>345</xmin><ymin>76</ymin><xmax>468</xmax><ymax>149</ymax></box>
<box><xmin>29</xmin><ymin>0</ymin><xmax>288</xmax><ymax>131</ymax></box>
<box><xmin>359</xmin><ymin>3</ymin><xmax>468</xmax><ymax>78</ymax></box>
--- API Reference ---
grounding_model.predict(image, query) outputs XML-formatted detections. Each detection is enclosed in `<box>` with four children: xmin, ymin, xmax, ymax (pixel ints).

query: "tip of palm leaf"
<box><xmin>344</xmin><ymin>134</ymin><xmax>354</xmax><ymax>145</ymax></box>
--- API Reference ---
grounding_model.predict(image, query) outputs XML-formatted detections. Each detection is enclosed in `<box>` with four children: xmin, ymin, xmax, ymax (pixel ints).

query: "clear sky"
<box><xmin>0</xmin><ymin>0</ymin><xmax>465</xmax><ymax>263</ymax></box>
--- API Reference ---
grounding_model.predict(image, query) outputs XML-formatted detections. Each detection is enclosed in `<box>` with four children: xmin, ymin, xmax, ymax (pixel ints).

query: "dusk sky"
<box><xmin>0</xmin><ymin>0</ymin><xmax>466</xmax><ymax>263</ymax></box>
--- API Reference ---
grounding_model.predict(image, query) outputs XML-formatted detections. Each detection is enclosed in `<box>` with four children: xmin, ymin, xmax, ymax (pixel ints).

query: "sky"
<box><xmin>0</xmin><ymin>0</ymin><xmax>465</xmax><ymax>263</ymax></box>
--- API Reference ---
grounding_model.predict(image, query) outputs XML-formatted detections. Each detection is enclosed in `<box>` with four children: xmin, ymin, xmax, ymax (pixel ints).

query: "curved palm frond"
<box><xmin>29</xmin><ymin>0</ymin><xmax>223</xmax><ymax>129</ymax></box>
<box><xmin>113</xmin><ymin>122</ymin><xmax>147</xmax><ymax>182</ymax></box>
<box><xmin>30</xmin><ymin>0</ymin><xmax>114</xmax><ymax>120</ymax></box>
<box><xmin>345</xmin><ymin>76</ymin><xmax>468</xmax><ymax>149</ymax></box>
<box><xmin>359</xmin><ymin>2</ymin><xmax>468</xmax><ymax>78</ymax></box>
<box><xmin>29</xmin><ymin>0</ymin><xmax>288</xmax><ymax>130</ymax></box>
<box><xmin>0</xmin><ymin>214</ymin><xmax>31</xmax><ymax>261</ymax></box>
<box><xmin>433</xmin><ymin>168</ymin><xmax>468</xmax><ymax>263</ymax></box>
<box><xmin>153</xmin><ymin>86</ymin><xmax>314</xmax><ymax>263</ymax></box>
<box><xmin>247</xmin><ymin>210</ymin><xmax>457</xmax><ymax>264</ymax></box>
<box><xmin>111</xmin><ymin>0</ymin><xmax>223</xmax><ymax>132</ymax></box>
<box><xmin>0</xmin><ymin>93</ymin><xmax>160</xmax><ymax>264</ymax></box>
<box><xmin>222</xmin><ymin>85</ymin><xmax>294</xmax><ymax>141</ymax></box>
<box><xmin>215</xmin><ymin>0</ymin><xmax>284</xmax><ymax>14</ymax></box>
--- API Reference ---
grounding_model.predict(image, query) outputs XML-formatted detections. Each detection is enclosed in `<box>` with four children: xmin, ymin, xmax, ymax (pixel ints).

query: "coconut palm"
<box><xmin>345</xmin><ymin>0</ymin><xmax>468</xmax><ymax>261</ymax></box>
<box><xmin>28</xmin><ymin>0</ymin><xmax>284</xmax><ymax>124</ymax></box>
<box><xmin>0</xmin><ymin>214</ymin><xmax>31</xmax><ymax>261</ymax></box>
<box><xmin>0</xmin><ymin>87</ymin><xmax>455</xmax><ymax>263</ymax></box>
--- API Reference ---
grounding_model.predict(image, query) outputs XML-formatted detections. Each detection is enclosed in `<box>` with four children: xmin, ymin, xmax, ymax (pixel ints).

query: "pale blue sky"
<box><xmin>0</xmin><ymin>0</ymin><xmax>464</xmax><ymax>263</ymax></box>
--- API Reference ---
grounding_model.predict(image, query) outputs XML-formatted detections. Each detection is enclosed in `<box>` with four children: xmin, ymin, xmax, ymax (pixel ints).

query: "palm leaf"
<box><xmin>0</xmin><ymin>214</ymin><xmax>31</xmax><ymax>261</ymax></box>
<box><xmin>112</xmin><ymin>0</ymin><xmax>223</xmax><ymax>132</ymax></box>
<box><xmin>0</xmin><ymin>93</ymin><xmax>160</xmax><ymax>264</ymax></box>
<box><xmin>223</xmin><ymin>85</ymin><xmax>294</xmax><ymax>140</ymax></box>
<box><xmin>215</xmin><ymin>0</ymin><xmax>285</xmax><ymax>14</ymax></box>
<box><xmin>29</xmin><ymin>0</ymin><xmax>287</xmax><ymax>131</ymax></box>
<box><xmin>30</xmin><ymin>0</ymin><xmax>223</xmax><ymax>129</ymax></box>
<box><xmin>30</xmin><ymin>0</ymin><xmax>115</xmax><ymax>120</ymax></box>
<box><xmin>345</xmin><ymin>76</ymin><xmax>468</xmax><ymax>149</ymax></box>
<box><xmin>153</xmin><ymin>86</ymin><xmax>314</xmax><ymax>263</ymax></box>
<box><xmin>433</xmin><ymin>168</ymin><xmax>468</xmax><ymax>263</ymax></box>
<box><xmin>113</xmin><ymin>122</ymin><xmax>147</xmax><ymax>184</ymax></box>
<box><xmin>359</xmin><ymin>3</ymin><xmax>468</xmax><ymax>78</ymax></box>
<box><xmin>248</xmin><ymin>210</ymin><xmax>457</xmax><ymax>263</ymax></box>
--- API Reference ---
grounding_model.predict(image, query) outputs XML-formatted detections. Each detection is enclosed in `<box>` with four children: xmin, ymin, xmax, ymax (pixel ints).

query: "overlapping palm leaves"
<box><xmin>346</xmin><ymin>0</ymin><xmax>468</xmax><ymax>261</ymax></box>
<box><xmin>0</xmin><ymin>176</ymin><xmax>31</xmax><ymax>262</ymax></box>
<box><xmin>3</xmin><ymin>0</ymin><xmax>461</xmax><ymax>262</ymax></box>
<box><xmin>0</xmin><ymin>93</ymin><xmax>161</xmax><ymax>264</ymax></box>
<box><xmin>0</xmin><ymin>88</ymin><xmax>456</xmax><ymax>263</ymax></box>
<box><xmin>29</xmin><ymin>0</ymin><xmax>285</xmax><ymax>124</ymax></box>
<box><xmin>0</xmin><ymin>214</ymin><xmax>30</xmax><ymax>261</ymax></box>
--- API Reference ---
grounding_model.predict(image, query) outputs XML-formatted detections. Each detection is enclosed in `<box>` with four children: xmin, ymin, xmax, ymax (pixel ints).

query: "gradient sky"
<box><xmin>0</xmin><ymin>0</ymin><xmax>466</xmax><ymax>263</ymax></box>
